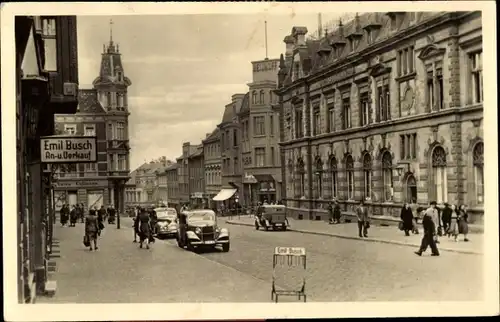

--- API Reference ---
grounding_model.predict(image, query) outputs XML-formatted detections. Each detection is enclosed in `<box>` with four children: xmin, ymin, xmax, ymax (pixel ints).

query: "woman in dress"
<box><xmin>85</xmin><ymin>209</ymin><xmax>99</xmax><ymax>251</ymax></box>
<box><xmin>138</xmin><ymin>208</ymin><xmax>152</xmax><ymax>249</ymax></box>
<box><xmin>448</xmin><ymin>204</ymin><xmax>459</xmax><ymax>242</ymax></box>
<box><xmin>458</xmin><ymin>205</ymin><xmax>470</xmax><ymax>242</ymax></box>
<box><xmin>400</xmin><ymin>203</ymin><xmax>414</xmax><ymax>236</ymax></box>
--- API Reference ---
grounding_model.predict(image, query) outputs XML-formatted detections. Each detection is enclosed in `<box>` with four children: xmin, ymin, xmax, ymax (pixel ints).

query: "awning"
<box><xmin>253</xmin><ymin>174</ymin><xmax>274</xmax><ymax>182</ymax></box>
<box><xmin>271</xmin><ymin>174</ymin><xmax>282</xmax><ymax>183</ymax></box>
<box><xmin>212</xmin><ymin>189</ymin><xmax>237</xmax><ymax>201</ymax></box>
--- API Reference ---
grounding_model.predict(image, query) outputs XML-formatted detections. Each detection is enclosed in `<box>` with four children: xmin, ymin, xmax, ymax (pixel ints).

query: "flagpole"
<box><xmin>265</xmin><ymin>20</ymin><xmax>268</xmax><ymax>59</ymax></box>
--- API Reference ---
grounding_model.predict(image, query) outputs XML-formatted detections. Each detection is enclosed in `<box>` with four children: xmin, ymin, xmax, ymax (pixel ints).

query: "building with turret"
<box><xmin>54</xmin><ymin>21</ymin><xmax>132</xmax><ymax>215</ymax></box>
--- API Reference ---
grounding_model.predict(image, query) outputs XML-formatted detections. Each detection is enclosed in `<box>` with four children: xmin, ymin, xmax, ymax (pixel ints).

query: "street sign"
<box><xmin>274</xmin><ymin>247</ymin><xmax>306</xmax><ymax>256</ymax></box>
<box><xmin>41</xmin><ymin>136</ymin><xmax>97</xmax><ymax>163</ymax></box>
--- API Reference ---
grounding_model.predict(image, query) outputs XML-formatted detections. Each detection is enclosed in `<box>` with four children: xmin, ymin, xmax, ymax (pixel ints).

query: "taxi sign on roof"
<box><xmin>274</xmin><ymin>247</ymin><xmax>306</xmax><ymax>256</ymax></box>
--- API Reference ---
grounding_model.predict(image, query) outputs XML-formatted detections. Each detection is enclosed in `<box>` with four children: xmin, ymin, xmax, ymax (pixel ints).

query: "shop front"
<box><xmin>190</xmin><ymin>192</ymin><xmax>205</xmax><ymax>208</ymax></box>
<box><xmin>54</xmin><ymin>179</ymin><xmax>110</xmax><ymax>213</ymax></box>
<box><xmin>251</xmin><ymin>174</ymin><xmax>280</xmax><ymax>204</ymax></box>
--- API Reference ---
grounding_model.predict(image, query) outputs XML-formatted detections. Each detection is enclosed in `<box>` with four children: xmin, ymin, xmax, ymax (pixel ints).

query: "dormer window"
<box><xmin>251</xmin><ymin>91</ymin><xmax>257</xmax><ymax>104</ymax></box>
<box><xmin>366</xmin><ymin>29</ymin><xmax>373</xmax><ymax>44</ymax></box>
<box><xmin>117</xmin><ymin>71</ymin><xmax>123</xmax><ymax>81</ymax></box>
<box><xmin>387</xmin><ymin>12</ymin><xmax>405</xmax><ymax>31</ymax></box>
<box><xmin>259</xmin><ymin>90</ymin><xmax>265</xmax><ymax>104</ymax></box>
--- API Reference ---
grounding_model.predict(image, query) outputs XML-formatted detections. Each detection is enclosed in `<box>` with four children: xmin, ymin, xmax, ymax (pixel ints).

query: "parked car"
<box><xmin>176</xmin><ymin>209</ymin><xmax>230</xmax><ymax>252</ymax></box>
<box><xmin>255</xmin><ymin>204</ymin><xmax>289</xmax><ymax>231</ymax></box>
<box><xmin>154</xmin><ymin>207</ymin><xmax>178</xmax><ymax>238</ymax></box>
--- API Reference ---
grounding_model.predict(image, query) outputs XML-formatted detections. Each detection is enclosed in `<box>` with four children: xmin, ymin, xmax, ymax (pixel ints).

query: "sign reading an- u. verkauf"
<box><xmin>41</xmin><ymin>136</ymin><xmax>97</xmax><ymax>163</ymax></box>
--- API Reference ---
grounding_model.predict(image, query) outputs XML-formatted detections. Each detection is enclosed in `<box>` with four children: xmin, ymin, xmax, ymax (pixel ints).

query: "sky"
<box><xmin>77</xmin><ymin>13</ymin><xmax>347</xmax><ymax>170</ymax></box>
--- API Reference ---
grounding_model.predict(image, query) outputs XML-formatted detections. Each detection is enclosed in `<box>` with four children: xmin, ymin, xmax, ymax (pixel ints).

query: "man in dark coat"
<box><xmin>415</xmin><ymin>201</ymin><xmax>440</xmax><ymax>256</ymax></box>
<box><xmin>400</xmin><ymin>203</ymin><xmax>414</xmax><ymax>236</ymax></box>
<box><xmin>441</xmin><ymin>203</ymin><xmax>452</xmax><ymax>237</ymax></box>
<box><xmin>327</xmin><ymin>202</ymin><xmax>334</xmax><ymax>224</ymax></box>
<box><xmin>333</xmin><ymin>201</ymin><xmax>342</xmax><ymax>224</ymax></box>
<box><xmin>107</xmin><ymin>205</ymin><xmax>116</xmax><ymax>224</ymax></box>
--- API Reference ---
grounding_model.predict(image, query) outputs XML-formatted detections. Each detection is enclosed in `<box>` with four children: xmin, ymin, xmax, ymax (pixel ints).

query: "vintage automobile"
<box><xmin>176</xmin><ymin>209</ymin><xmax>230</xmax><ymax>252</ymax></box>
<box><xmin>154</xmin><ymin>207</ymin><xmax>178</xmax><ymax>238</ymax></box>
<box><xmin>255</xmin><ymin>204</ymin><xmax>289</xmax><ymax>231</ymax></box>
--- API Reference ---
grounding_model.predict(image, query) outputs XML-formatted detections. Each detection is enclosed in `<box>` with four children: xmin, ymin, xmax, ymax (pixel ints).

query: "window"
<box><xmin>295</xmin><ymin>109</ymin><xmax>304</xmax><ymax>138</ymax></box>
<box><xmin>366</xmin><ymin>29</ymin><xmax>373</xmax><ymax>44</ymax></box>
<box><xmin>400</xmin><ymin>133</ymin><xmax>417</xmax><ymax>160</ymax></box>
<box><xmin>269</xmin><ymin>115</ymin><xmax>274</xmax><ymax>136</ymax></box>
<box><xmin>346</xmin><ymin>155</ymin><xmax>354</xmax><ymax>200</ymax></box>
<box><xmin>377</xmin><ymin>84</ymin><xmax>390</xmax><ymax>121</ymax></box>
<box><xmin>233</xmin><ymin>129</ymin><xmax>238</xmax><ymax>147</ymax></box>
<box><xmin>406</xmin><ymin>174</ymin><xmax>417</xmax><ymax>203</ymax></box>
<box><xmin>269</xmin><ymin>91</ymin><xmax>273</xmax><ymax>104</ymax></box>
<box><xmin>315</xmin><ymin>158</ymin><xmax>323</xmax><ymax>198</ymax></box>
<box><xmin>398</xmin><ymin>46</ymin><xmax>414</xmax><ymax>76</ymax></box>
<box><xmin>382</xmin><ymin>152</ymin><xmax>393</xmax><ymax>201</ymax></box>
<box><xmin>118</xmin><ymin>155</ymin><xmax>126</xmax><ymax>171</ymax></box>
<box><xmin>270</xmin><ymin>147</ymin><xmax>275</xmax><ymax>166</ymax></box>
<box><xmin>350</xmin><ymin>38</ymin><xmax>359</xmax><ymax>52</ymax></box>
<box><xmin>234</xmin><ymin>158</ymin><xmax>239</xmax><ymax>174</ymax></box>
<box><xmin>252</xmin><ymin>91</ymin><xmax>257</xmax><ymax>104</ymax></box>
<box><xmin>117</xmin><ymin>93</ymin><xmax>124</xmax><ymax>110</ymax></box>
<box><xmin>107</xmin><ymin>92</ymin><xmax>112</xmax><ymax>109</ymax></box>
<box><xmin>41</xmin><ymin>18</ymin><xmax>57</xmax><ymax>72</ymax></box>
<box><xmin>470</xmin><ymin>51</ymin><xmax>483</xmax><ymax>104</ymax></box>
<box><xmin>473</xmin><ymin>142</ymin><xmax>484</xmax><ymax>204</ymax></box>
<box><xmin>313</xmin><ymin>107</ymin><xmax>321</xmax><ymax>136</ymax></box>
<box><xmin>254</xmin><ymin>116</ymin><xmax>265</xmax><ymax>136</ymax></box>
<box><xmin>84</xmin><ymin>124</ymin><xmax>96</xmax><ymax>136</ymax></box>
<box><xmin>431</xmin><ymin>146</ymin><xmax>447</xmax><ymax>204</ymax></box>
<box><xmin>363</xmin><ymin>153</ymin><xmax>372</xmax><ymax>200</ymax></box>
<box><xmin>359</xmin><ymin>91</ymin><xmax>370</xmax><ymax>126</ymax></box>
<box><xmin>328</xmin><ymin>103</ymin><xmax>335</xmax><ymax>133</ymax></box>
<box><xmin>64</xmin><ymin>124</ymin><xmax>76</xmax><ymax>135</ymax></box>
<box><xmin>297</xmin><ymin>158</ymin><xmax>305</xmax><ymax>197</ymax></box>
<box><xmin>109</xmin><ymin>154</ymin><xmax>115</xmax><ymax>171</ymax></box>
<box><xmin>85</xmin><ymin>163</ymin><xmax>97</xmax><ymax>176</ymax></box>
<box><xmin>342</xmin><ymin>97</ymin><xmax>351</xmax><ymax>129</ymax></box>
<box><xmin>116</xmin><ymin>122</ymin><xmax>125</xmax><ymax>140</ymax></box>
<box><xmin>426</xmin><ymin>67</ymin><xmax>444</xmax><ymax>111</ymax></box>
<box><xmin>329</xmin><ymin>157</ymin><xmax>338</xmax><ymax>198</ymax></box>
<box><xmin>259</xmin><ymin>90</ymin><xmax>265</xmax><ymax>104</ymax></box>
<box><xmin>255</xmin><ymin>148</ymin><xmax>266</xmax><ymax>167</ymax></box>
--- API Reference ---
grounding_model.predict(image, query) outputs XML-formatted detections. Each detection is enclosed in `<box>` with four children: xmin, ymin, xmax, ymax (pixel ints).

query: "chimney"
<box><xmin>283</xmin><ymin>35</ymin><xmax>295</xmax><ymax>58</ymax></box>
<box><xmin>292</xmin><ymin>26</ymin><xmax>308</xmax><ymax>47</ymax></box>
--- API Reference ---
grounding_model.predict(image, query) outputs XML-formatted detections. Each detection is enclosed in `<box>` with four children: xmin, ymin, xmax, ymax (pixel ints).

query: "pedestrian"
<box><xmin>458</xmin><ymin>205</ymin><xmax>470</xmax><ymax>242</ymax></box>
<box><xmin>415</xmin><ymin>201</ymin><xmax>440</xmax><ymax>256</ymax></box>
<box><xmin>69</xmin><ymin>205</ymin><xmax>77</xmax><ymax>227</ymax></box>
<box><xmin>441</xmin><ymin>203</ymin><xmax>452</xmax><ymax>237</ymax></box>
<box><xmin>98</xmin><ymin>205</ymin><xmax>107</xmax><ymax>223</ymax></box>
<box><xmin>96</xmin><ymin>206</ymin><xmax>105</xmax><ymax>236</ymax></box>
<box><xmin>133</xmin><ymin>209</ymin><xmax>140</xmax><ymax>243</ymax></box>
<box><xmin>356</xmin><ymin>199</ymin><xmax>370</xmax><ymax>238</ymax></box>
<box><xmin>137</xmin><ymin>208</ymin><xmax>152</xmax><ymax>249</ymax></box>
<box><xmin>327</xmin><ymin>202</ymin><xmax>334</xmax><ymax>224</ymax></box>
<box><xmin>85</xmin><ymin>209</ymin><xmax>99</xmax><ymax>251</ymax></box>
<box><xmin>108</xmin><ymin>204</ymin><xmax>116</xmax><ymax>224</ymax></box>
<box><xmin>333</xmin><ymin>201</ymin><xmax>341</xmax><ymax>224</ymax></box>
<box><xmin>400</xmin><ymin>203</ymin><xmax>414</xmax><ymax>236</ymax></box>
<box><xmin>448</xmin><ymin>204</ymin><xmax>459</xmax><ymax>241</ymax></box>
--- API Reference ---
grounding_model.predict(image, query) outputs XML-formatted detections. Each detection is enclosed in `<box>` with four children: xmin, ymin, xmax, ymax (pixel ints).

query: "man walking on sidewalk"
<box><xmin>415</xmin><ymin>201</ymin><xmax>440</xmax><ymax>257</ymax></box>
<box><xmin>356</xmin><ymin>200</ymin><xmax>370</xmax><ymax>238</ymax></box>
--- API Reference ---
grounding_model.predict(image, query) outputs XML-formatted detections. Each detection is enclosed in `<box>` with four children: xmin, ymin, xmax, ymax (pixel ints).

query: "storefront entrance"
<box><xmin>87</xmin><ymin>190</ymin><xmax>104</xmax><ymax>210</ymax></box>
<box><xmin>259</xmin><ymin>193</ymin><xmax>276</xmax><ymax>204</ymax></box>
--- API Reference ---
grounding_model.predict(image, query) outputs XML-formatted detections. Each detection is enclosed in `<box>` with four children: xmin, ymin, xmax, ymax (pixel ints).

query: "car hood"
<box><xmin>188</xmin><ymin>220</ymin><xmax>216</xmax><ymax>228</ymax></box>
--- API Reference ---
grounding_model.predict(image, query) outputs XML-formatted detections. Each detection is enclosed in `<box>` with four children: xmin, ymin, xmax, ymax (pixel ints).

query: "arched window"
<box><xmin>345</xmin><ymin>155</ymin><xmax>354</xmax><ymax>200</ymax></box>
<box><xmin>362</xmin><ymin>153</ymin><xmax>372</xmax><ymax>200</ymax></box>
<box><xmin>473</xmin><ymin>142</ymin><xmax>484</xmax><ymax>204</ymax></box>
<box><xmin>431</xmin><ymin>146</ymin><xmax>447</xmax><ymax>203</ymax></box>
<box><xmin>297</xmin><ymin>158</ymin><xmax>305</xmax><ymax>197</ymax></box>
<box><xmin>259</xmin><ymin>90</ymin><xmax>265</xmax><ymax>104</ymax></box>
<box><xmin>382</xmin><ymin>151</ymin><xmax>393</xmax><ymax>201</ymax></box>
<box><xmin>269</xmin><ymin>91</ymin><xmax>273</xmax><ymax>104</ymax></box>
<box><xmin>329</xmin><ymin>157</ymin><xmax>338</xmax><ymax>198</ymax></box>
<box><xmin>252</xmin><ymin>91</ymin><xmax>257</xmax><ymax>104</ymax></box>
<box><xmin>406</xmin><ymin>174</ymin><xmax>417</xmax><ymax>203</ymax></box>
<box><xmin>314</xmin><ymin>157</ymin><xmax>324</xmax><ymax>198</ymax></box>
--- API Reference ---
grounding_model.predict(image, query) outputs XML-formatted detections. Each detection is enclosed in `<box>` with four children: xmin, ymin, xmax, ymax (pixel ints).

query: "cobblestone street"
<box><xmin>39</xmin><ymin>215</ymin><xmax>483</xmax><ymax>303</ymax></box>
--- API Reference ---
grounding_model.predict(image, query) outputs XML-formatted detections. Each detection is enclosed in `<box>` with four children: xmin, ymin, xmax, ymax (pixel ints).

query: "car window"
<box><xmin>188</xmin><ymin>212</ymin><xmax>215</xmax><ymax>221</ymax></box>
<box><xmin>157</xmin><ymin>211</ymin><xmax>176</xmax><ymax>220</ymax></box>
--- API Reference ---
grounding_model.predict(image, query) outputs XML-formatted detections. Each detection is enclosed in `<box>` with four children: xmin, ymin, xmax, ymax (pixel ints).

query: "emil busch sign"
<box><xmin>41</xmin><ymin>136</ymin><xmax>97</xmax><ymax>163</ymax></box>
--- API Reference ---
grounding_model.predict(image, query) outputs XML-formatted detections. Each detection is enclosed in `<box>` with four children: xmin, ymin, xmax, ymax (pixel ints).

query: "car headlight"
<box><xmin>195</xmin><ymin>227</ymin><xmax>202</xmax><ymax>234</ymax></box>
<box><xmin>216</xmin><ymin>227</ymin><xmax>221</xmax><ymax>233</ymax></box>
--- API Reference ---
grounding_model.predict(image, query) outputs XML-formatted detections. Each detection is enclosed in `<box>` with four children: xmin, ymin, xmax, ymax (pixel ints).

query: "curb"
<box><xmin>225</xmin><ymin>220</ymin><xmax>482</xmax><ymax>256</ymax></box>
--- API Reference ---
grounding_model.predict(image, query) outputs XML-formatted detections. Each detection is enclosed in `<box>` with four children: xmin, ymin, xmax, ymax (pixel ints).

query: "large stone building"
<box><xmin>212</xmin><ymin>94</ymin><xmax>245</xmax><ymax>208</ymax></box>
<box><xmin>16</xmin><ymin>16</ymin><xmax>79</xmax><ymax>302</ymax></box>
<box><xmin>54</xmin><ymin>27</ymin><xmax>132</xmax><ymax>215</ymax></box>
<box><xmin>276</xmin><ymin>11</ymin><xmax>484</xmax><ymax>223</ymax></box>
<box><xmin>202</xmin><ymin>129</ymin><xmax>222</xmax><ymax>208</ymax></box>
<box><xmin>128</xmin><ymin>160</ymin><xmax>168</xmax><ymax>207</ymax></box>
<box><xmin>239</xmin><ymin>58</ymin><xmax>283</xmax><ymax>205</ymax></box>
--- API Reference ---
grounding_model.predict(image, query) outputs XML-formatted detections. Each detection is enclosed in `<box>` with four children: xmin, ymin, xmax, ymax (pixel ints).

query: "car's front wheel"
<box><xmin>222</xmin><ymin>243</ymin><xmax>230</xmax><ymax>252</ymax></box>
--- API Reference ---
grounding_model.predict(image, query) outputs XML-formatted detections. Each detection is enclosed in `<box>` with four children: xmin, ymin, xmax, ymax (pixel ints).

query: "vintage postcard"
<box><xmin>1</xmin><ymin>1</ymin><xmax>498</xmax><ymax>321</ymax></box>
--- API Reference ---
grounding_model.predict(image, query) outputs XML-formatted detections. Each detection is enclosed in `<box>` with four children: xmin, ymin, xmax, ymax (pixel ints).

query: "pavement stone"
<box><xmin>225</xmin><ymin>215</ymin><xmax>483</xmax><ymax>255</ymax></box>
<box><xmin>36</xmin><ymin>218</ymin><xmax>271</xmax><ymax>303</ymax></box>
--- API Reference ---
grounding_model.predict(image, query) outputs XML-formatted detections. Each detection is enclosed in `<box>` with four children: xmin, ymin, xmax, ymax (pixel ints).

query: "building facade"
<box><xmin>276</xmin><ymin>12</ymin><xmax>484</xmax><ymax>222</ymax></box>
<box><xmin>212</xmin><ymin>94</ymin><xmax>245</xmax><ymax>207</ymax></box>
<box><xmin>202</xmin><ymin>129</ymin><xmax>222</xmax><ymax>208</ymax></box>
<box><xmin>54</xmin><ymin>28</ymin><xmax>132</xmax><ymax>215</ymax></box>
<box><xmin>16</xmin><ymin>15</ymin><xmax>79</xmax><ymax>302</ymax></box>
<box><xmin>177</xmin><ymin>142</ymin><xmax>203</xmax><ymax>205</ymax></box>
<box><xmin>124</xmin><ymin>169</ymin><xmax>137</xmax><ymax>207</ymax></box>
<box><xmin>188</xmin><ymin>145</ymin><xmax>205</xmax><ymax>207</ymax></box>
<box><xmin>239</xmin><ymin>58</ymin><xmax>283</xmax><ymax>206</ymax></box>
<box><xmin>165</xmin><ymin>163</ymin><xmax>180</xmax><ymax>207</ymax></box>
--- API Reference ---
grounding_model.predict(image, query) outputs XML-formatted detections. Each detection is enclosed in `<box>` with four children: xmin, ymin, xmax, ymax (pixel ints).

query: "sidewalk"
<box><xmin>225</xmin><ymin>215</ymin><xmax>483</xmax><ymax>255</ymax></box>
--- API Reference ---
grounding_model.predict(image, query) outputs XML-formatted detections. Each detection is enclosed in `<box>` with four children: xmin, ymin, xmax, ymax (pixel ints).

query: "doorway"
<box><xmin>67</xmin><ymin>191</ymin><xmax>78</xmax><ymax>206</ymax></box>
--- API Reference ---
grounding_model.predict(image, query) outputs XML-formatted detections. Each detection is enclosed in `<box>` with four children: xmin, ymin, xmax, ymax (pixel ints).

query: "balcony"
<box><xmin>108</xmin><ymin>170</ymin><xmax>130</xmax><ymax>180</ymax></box>
<box><xmin>107</xmin><ymin>140</ymin><xmax>130</xmax><ymax>151</ymax></box>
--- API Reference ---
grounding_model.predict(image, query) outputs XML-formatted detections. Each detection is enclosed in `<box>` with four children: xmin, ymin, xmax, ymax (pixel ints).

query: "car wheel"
<box><xmin>222</xmin><ymin>243</ymin><xmax>230</xmax><ymax>252</ymax></box>
<box><xmin>186</xmin><ymin>240</ymin><xmax>194</xmax><ymax>252</ymax></box>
